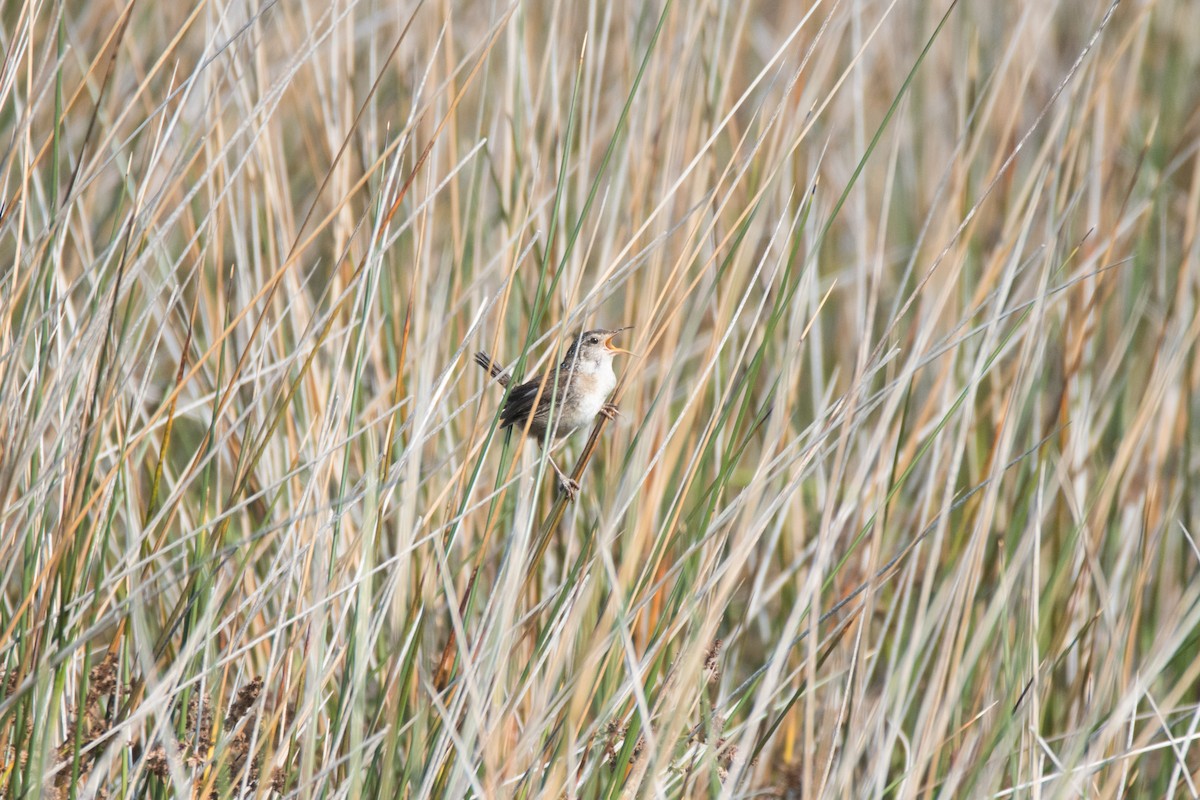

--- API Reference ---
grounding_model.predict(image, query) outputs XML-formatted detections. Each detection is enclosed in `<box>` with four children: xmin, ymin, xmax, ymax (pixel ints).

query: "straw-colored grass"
<box><xmin>2</xmin><ymin>0</ymin><xmax>1199</xmax><ymax>797</ymax></box>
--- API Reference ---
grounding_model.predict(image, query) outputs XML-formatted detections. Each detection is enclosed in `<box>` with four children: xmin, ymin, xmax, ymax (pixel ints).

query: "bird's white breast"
<box><xmin>560</xmin><ymin>358</ymin><xmax>616</xmax><ymax>432</ymax></box>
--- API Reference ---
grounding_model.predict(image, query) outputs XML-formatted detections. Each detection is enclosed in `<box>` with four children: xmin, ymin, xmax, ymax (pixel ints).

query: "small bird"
<box><xmin>475</xmin><ymin>327</ymin><xmax>633</xmax><ymax>499</ymax></box>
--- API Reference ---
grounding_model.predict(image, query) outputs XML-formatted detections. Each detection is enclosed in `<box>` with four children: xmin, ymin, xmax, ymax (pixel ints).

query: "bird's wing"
<box><xmin>500</xmin><ymin>373</ymin><xmax>557</xmax><ymax>428</ymax></box>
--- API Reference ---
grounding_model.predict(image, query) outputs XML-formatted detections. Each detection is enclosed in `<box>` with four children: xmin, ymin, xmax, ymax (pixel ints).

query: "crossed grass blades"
<box><xmin>4</xmin><ymin>0</ymin><xmax>1200</xmax><ymax>797</ymax></box>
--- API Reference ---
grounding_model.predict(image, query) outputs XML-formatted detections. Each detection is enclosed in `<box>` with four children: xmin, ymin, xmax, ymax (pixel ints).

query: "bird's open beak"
<box><xmin>604</xmin><ymin>326</ymin><xmax>636</xmax><ymax>356</ymax></box>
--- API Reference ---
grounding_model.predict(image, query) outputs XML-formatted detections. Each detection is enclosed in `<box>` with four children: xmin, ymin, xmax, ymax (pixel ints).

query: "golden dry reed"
<box><xmin>1</xmin><ymin>0</ymin><xmax>1199</xmax><ymax>797</ymax></box>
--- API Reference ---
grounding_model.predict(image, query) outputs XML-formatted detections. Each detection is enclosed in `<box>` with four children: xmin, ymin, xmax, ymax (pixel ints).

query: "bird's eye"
<box><xmin>589</xmin><ymin>336</ymin><xmax>599</xmax><ymax>344</ymax></box>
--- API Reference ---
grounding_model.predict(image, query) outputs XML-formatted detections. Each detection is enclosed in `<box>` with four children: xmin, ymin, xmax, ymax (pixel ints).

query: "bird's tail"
<box><xmin>473</xmin><ymin>351</ymin><xmax>510</xmax><ymax>387</ymax></box>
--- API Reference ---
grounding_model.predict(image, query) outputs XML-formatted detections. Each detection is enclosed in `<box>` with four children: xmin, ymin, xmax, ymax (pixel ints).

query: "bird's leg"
<box><xmin>599</xmin><ymin>402</ymin><xmax>620</xmax><ymax>421</ymax></box>
<box><xmin>545</xmin><ymin>454</ymin><xmax>580</xmax><ymax>501</ymax></box>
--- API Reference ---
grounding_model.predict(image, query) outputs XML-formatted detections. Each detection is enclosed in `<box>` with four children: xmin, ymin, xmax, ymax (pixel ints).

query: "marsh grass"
<box><xmin>3</xmin><ymin>0</ymin><xmax>1200</xmax><ymax>796</ymax></box>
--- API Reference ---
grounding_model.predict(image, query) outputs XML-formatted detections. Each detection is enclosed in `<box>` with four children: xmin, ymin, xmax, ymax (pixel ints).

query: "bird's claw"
<box><xmin>557</xmin><ymin>475</ymin><xmax>581</xmax><ymax>501</ymax></box>
<box><xmin>600</xmin><ymin>403</ymin><xmax>620</xmax><ymax>421</ymax></box>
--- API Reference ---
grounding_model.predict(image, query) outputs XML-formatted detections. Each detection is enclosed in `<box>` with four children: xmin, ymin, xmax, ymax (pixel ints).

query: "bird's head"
<box><xmin>563</xmin><ymin>326</ymin><xmax>634</xmax><ymax>369</ymax></box>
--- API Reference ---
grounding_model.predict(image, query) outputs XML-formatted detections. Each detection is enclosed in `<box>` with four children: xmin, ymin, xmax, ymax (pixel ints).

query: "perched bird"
<box><xmin>474</xmin><ymin>327</ymin><xmax>633</xmax><ymax>499</ymax></box>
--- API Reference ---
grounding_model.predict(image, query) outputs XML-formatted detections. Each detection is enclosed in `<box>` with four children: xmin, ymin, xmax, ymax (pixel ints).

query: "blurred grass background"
<box><xmin>2</xmin><ymin>0</ymin><xmax>1200</xmax><ymax>796</ymax></box>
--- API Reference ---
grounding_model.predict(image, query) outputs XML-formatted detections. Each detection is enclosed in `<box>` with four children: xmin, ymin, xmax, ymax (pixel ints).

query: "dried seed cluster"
<box><xmin>35</xmin><ymin>657</ymin><xmax>286</xmax><ymax>800</ymax></box>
